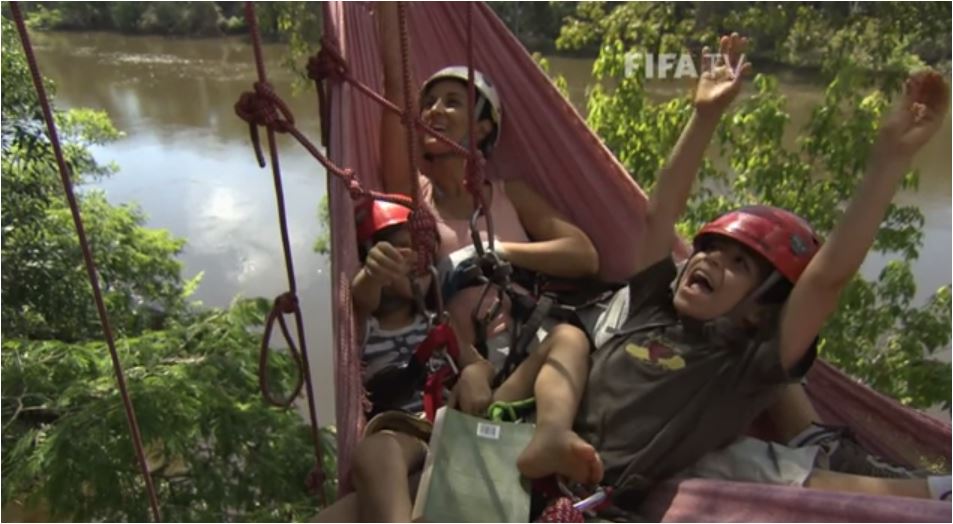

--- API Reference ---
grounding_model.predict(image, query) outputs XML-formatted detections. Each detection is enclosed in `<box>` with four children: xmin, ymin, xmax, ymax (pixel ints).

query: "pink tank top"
<box><xmin>419</xmin><ymin>176</ymin><xmax>530</xmax><ymax>256</ymax></box>
<box><xmin>419</xmin><ymin>175</ymin><xmax>529</xmax><ymax>353</ymax></box>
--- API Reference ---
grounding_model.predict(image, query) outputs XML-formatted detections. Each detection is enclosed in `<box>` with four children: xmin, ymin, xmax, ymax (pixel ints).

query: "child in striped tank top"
<box><xmin>352</xmin><ymin>198</ymin><xmax>446</xmax><ymax>417</ymax></box>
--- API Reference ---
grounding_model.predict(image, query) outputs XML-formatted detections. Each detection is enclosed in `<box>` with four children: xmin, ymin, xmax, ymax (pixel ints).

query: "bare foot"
<box><xmin>517</xmin><ymin>426</ymin><xmax>604</xmax><ymax>485</ymax></box>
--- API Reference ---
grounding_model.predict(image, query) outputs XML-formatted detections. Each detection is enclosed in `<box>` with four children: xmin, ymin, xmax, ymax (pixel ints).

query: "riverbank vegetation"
<box><xmin>16</xmin><ymin>2</ymin><xmax>951</xmax><ymax>76</ymax></box>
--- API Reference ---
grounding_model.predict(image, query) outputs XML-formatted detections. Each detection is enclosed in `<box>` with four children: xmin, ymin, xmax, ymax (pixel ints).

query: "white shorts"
<box><xmin>680</xmin><ymin>436</ymin><xmax>820</xmax><ymax>487</ymax></box>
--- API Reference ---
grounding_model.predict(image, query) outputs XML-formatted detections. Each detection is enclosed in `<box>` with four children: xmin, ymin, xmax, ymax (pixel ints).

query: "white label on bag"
<box><xmin>476</xmin><ymin>422</ymin><xmax>501</xmax><ymax>440</ymax></box>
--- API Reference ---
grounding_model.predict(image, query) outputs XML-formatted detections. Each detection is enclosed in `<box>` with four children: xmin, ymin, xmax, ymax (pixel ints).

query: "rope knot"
<box><xmin>536</xmin><ymin>497</ymin><xmax>585</xmax><ymax>523</ymax></box>
<box><xmin>274</xmin><ymin>292</ymin><xmax>298</xmax><ymax>314</ymax></box>
<box><xmin>342</xmin><ymin>169</ymin><xmax>370</xmax><ymax>201</ymax></box>
<box><xmin>307</xmin><ymin>42</ymin><xmax>348</xmax><ymax>83</ymax></box>
<box><xmin>463</xmin><ymin>150</ymin><xmax>487</xmax><ymax>200</ymax></box>
<box><xmin>408</xmin><ymin>207</ymin><xmax>438</xmax><ymax>273</ymax></box>
<box><xmin>234</xmin><ymin>81</ymin><xmax>295</xmax><ymax>131</ymax></box>
<box><xmin>234</xmin><ymin>82</ymin><xmax>297</xmax><ymax>167</ymax></box>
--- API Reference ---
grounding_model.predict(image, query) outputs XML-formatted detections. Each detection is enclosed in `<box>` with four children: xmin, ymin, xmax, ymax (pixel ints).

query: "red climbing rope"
<box><xmin>238</xmin><ymin>1</ymin><xmax>327</xmax><ymax>505</ymax></box>
<box><xmin>9</xmin><ymin>3</ymin><xmax>163</xmax><ymax>521</ymax></box>
<box><xmin>258</xmin><ymin>293</ymin><xmax>305</xmax><ymax>407</ymax></box>
<box><xmin>394</xmin><ymin>2</ymin><xmax>461</xmax><ymax>423</ymax></box>
<box><xmin>536</xmin><ymin>498</ymin><xmax>585</xmax><ymax>523</ymax></box>
<box><xmin>465</xmin><ymin>3</ymin><xmax>478</xmax><ymax>175</ymax></box>
<box><xmin>464</xmin><ymin>2</ymin><xmax>489</xmax><ymax>235</ymax></box>
<box><xmin>397</xmin><ymin>3</ymin><xmax>421</xmax><ymax>206</ymax></box>
<box><xmin>396</xmin><ymin>3</ymin><xmax>439</xmax><ymax>275</ymax></box>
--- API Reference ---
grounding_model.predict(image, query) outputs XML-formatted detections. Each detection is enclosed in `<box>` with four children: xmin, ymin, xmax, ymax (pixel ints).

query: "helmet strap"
<box><xmin>671</xmin><ymin>256</ymin><xmax>692</xmax><ymax>296</ymax></box>
<box><xmin>472</xmin><ymin>96</ymin><xmax>487</xmax><ymax>127</ymax></box>
<box><xmin>467</xmin><ymin>95</ymin><xmax>489</xmax><ymax>154</ymax></box>
<box><xmin>727</xmin><ymin>270</ymin><xmax>782</xmax><ymax>323</ymax></box>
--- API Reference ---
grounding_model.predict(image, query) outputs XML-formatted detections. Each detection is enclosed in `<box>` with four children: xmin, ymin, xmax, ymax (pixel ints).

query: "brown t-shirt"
<box><xmin>574</xmin><ymin>257</ymin><xmax>814</xmax><ymax>508</ymax></box>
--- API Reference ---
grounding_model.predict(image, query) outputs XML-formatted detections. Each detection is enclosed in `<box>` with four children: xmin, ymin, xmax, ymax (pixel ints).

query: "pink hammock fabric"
<box><xmin>321</xmin><ymin>2</ymin><xmax>950</xmax><ymax>520</ymax></box>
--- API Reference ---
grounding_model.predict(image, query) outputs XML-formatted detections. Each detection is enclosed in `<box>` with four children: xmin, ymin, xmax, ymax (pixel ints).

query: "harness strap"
<box><xmin>495</xmin><ymin>294</ymin><xmax>555</xmax><ymax>386</ymax></box>
<box><xmin>518</xmin><ymin>294</ymin><xmax>554</xmax><ymax>348</ymax></box>
<box><xmin>471</xmin><ymin>279</ymin><xmax>506</xmax><ymax>358</ymax></box>
<box><xmin>412</xmin><ymin>322</ymin><xmax>461</xmax><ymax>422</ymax></box>
<box><xmin>448</xmin><ymin>258</ymin><xmax>624</xmax><ymax>382</ymax></box>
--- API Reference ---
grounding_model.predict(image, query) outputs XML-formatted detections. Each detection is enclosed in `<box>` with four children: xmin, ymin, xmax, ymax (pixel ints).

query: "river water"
<box><xmin>29</xmin><ymin>32</ymin><xmax>950</xmax><ymax>421</ymax></box>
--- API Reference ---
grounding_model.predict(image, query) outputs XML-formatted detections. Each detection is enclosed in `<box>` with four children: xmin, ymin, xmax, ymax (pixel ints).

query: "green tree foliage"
<box><xmin>2</xmin><ymin>18</ymin><xmax>333</xmax><ymax>520</ymax></box>
<box><xmin>558</xmin><ymin>2</ymin><xmax>707</xmax><ymax>58</ymax></box>
<box><xmin>17</xmin><ymin>2</ymin><xmax>323</xmax><ymax>42</ymax></box>
<box><xmin>556</xmin><ymin>2</ymin><xmax>951</xmax><ymax>81</ymax></box>
<box><xmin>20</xmin><ymin>1</ymin><xmax>228</xmax><ymax>36</ymax></box>
<box><xmin>532</xmin><ymin>53</ymin><xmax>571</xmax><ymax>100</ymax></box>
<box><xmin>1</xmin><ymin>19</ymin><xmax>186</xmax><ymax>342</ymax></box>
<box><xmin>255</xmin><ymin>1</ymin><xmax>323</xmax><ymax>68</ymax></box>
<box><xmin>488</xmin><ymin>2</ymin><xmax>580</xmax><ymax>53</ymax></box>
<box><xmin>583</xmin><ymin>36</ymin><xmax>951</xmax><ymax>409</ymax></box>
<box><xmin>2</xmin><ymin>299</ymin><xmax>335</xmax><ymax>522</ymax></box>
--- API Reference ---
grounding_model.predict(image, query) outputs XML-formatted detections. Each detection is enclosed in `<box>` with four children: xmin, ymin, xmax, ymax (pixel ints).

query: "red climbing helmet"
<box><xmin>693</xmin><ymin>206</ymin><xmax>821</xmax><ymax>283</ymax></box>
<box><xmin>355</xmin><ymin>197</ymin><xmax>413</xmax><ymax>245</ymax></box>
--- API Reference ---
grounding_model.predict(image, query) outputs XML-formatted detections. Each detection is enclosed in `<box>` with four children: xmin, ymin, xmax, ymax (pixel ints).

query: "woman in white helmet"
<box><xmin>376</xmin><ymin>32</ymin><xmax>598</xmax><ymax>282</ymax></box>
<box><xmin>375</xmin><ymin>5</ymin><xmax>598</xmax><ymax>410</ymax></box>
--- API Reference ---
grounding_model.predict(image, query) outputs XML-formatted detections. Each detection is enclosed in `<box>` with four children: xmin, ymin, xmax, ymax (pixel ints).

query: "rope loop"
<box><xmin>307</xmin><ymin>40</ymin><xmax>348</xmax><ymax>83</ymax></box>
<box><xmin>259</xmin><ymin>292</ymin><xmax>306</xmax><ymax>408</ymax></box>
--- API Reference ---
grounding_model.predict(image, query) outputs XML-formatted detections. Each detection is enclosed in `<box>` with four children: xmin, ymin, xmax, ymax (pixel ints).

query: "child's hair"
<box><xmin>457</xmin><ymin>83</ymin><xmax>499</xmax><ymax>156</ymax></box>
<box><xmin>756</xmin><ymin>276</ymin><xmax>793</xmax><ymax>305</ymax></box>
<box><xmin>735</xmin><ymin>241</ymin><xmax>795</xmax><ymax>306</ymax></box>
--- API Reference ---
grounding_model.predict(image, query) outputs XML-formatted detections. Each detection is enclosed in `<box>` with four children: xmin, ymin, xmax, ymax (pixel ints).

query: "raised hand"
<box><xmin>877</xmin><ymin>70</ymin><xmax>949</xmax><ymax>158</ymax></box>
<box><xmin>364</xmin><ymin>242</ymin><xmax>416</xmax><ymax>286</ymax></box>
<box><xmin>694</xmin><ymin>33</ymin><xmax>752</xmax><ymax>116</ymax></box>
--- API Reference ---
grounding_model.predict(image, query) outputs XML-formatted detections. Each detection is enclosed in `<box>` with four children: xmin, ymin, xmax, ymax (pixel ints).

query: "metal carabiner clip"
<box><xmin>469</xmin><ymin>207</ymin><xmax>487</xmax><ymax>258</ymax></box>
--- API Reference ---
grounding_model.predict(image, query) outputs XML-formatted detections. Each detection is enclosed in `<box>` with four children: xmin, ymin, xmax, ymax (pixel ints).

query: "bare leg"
<box><xmin>311</xmin><ymin>470</ymin><xmax>426</xmax><ymax>522</ymax></box>
<box><xmin>351</xmin><ymin>430</ymin><xmax>428</xmax><ymax>522</ymax></box>
<box><xmin>491</xmin><ymin>324</ymin><xmax>560</xmax><ymax>403</ymax></box>
<box><xmin>806</xmin><ymin>469</ymin><xmax>931</xmax><ymax>499</ymax></box>
<box><xmin>766</xmin><ymin>383</ymin><xmax>820</xmax><ymax>443</ymax></box>
<box><xmin>506</xmin><ymin>324</ymin><xmax>603</xmax><ymax>485</ymax></box>
<box><xmin>493</xmin><ymin>322</ymin><xmax>593</xmax><ymax>403</ymax></box>
<box><xmin>310</xmin><ymin>493</ymin><xmax>359</xmax><ymax>522</ymax></box>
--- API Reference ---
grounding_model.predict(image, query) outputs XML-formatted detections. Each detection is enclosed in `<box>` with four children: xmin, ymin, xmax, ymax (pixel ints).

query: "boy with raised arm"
<box><xmin>509</xmin><ymin>34</ymin><xmax>950</xmax><ymax>508</ymax></box>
